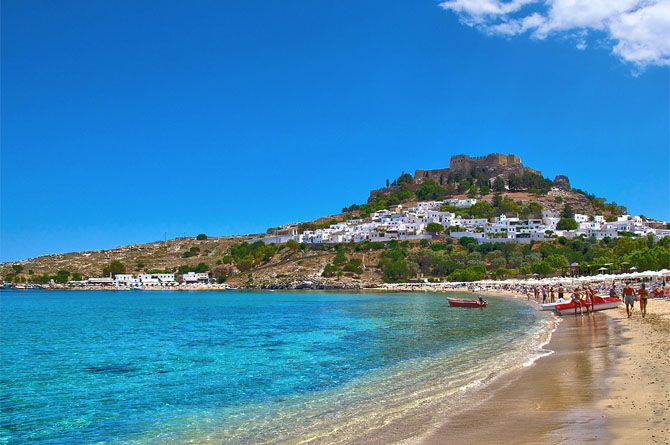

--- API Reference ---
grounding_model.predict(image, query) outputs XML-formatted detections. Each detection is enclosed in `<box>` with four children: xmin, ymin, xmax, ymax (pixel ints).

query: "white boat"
<box><xmin>540</xmin><ymin>297</ymin><xmax>572</xmax><ymax>311</ymax></box>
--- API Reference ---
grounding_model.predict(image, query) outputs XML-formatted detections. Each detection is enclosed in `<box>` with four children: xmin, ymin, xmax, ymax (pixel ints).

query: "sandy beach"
<box><xmin>418</xmin><ymin>295</ymin><xmax>670</xmax><ymax>444</ymax></box>
<box><xmin>601</xmin><ymin>299</ymin><xmax>670</xmax><ymax>444</ymax></box>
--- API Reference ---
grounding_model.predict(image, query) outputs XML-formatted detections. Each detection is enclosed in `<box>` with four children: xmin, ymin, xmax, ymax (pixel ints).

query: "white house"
<box><xmin>585</xmin><ymin>227</ymin><xmax>618</xmax><ymax>240</ymax></box>
<box><xmin>115</xmin><ymin>274</ymin><xmax>137</xmax><ymax>286</ymax></box>
<box><xmin>88</xmin><ymin>277</ymin><xmax>115</xmax><ymax>286</ymax></box>
<box><xmin>182</xmin><ymin>272</ymin><xmax>210</xmax><ymax>284</ymax></box>
<box><xmin>574</xmin><ymin>213</ymin><xmax>589</xmax><ymax>223</ymax></box>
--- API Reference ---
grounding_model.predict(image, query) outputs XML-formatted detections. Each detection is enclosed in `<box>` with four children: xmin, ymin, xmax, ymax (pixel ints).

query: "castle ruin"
<box><xmin>414</xmin><ymin>153</ymin><xmax>541</xmax><ymax>183</ymax></box>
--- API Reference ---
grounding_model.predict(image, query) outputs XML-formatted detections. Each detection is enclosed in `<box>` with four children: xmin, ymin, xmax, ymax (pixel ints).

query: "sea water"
<box><xmin>0</xmin><ymin>290</ymin><xmax>554</xmax><ymax>443</ymax></box>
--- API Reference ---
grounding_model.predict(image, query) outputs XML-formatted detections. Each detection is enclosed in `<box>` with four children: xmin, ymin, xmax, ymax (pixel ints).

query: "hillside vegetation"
<box><xmin>2</xmin><ymin>168</ymin><xmax>667</xmax><ymax>286</ymax></box>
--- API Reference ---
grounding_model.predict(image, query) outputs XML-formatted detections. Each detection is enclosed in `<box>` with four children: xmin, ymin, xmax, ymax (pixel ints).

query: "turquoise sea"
<box><xmin>0</xmin><ymin>290</ymin><xmax>554</xmax><ymax>443</ymax></box>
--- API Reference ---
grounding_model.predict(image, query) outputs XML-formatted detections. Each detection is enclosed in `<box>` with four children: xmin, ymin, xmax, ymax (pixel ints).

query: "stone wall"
<box><xmin>414</xmin><ymin>153</ymin><xmax>541</xmax><ymax>183</ymax></box>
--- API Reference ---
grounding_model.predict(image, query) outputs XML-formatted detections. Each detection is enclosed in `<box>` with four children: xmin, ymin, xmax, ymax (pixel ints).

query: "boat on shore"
<box><xmin>540</xmin><ymin>297</ymin><xmax>572</xmax><ymax>311</ymax></box>
<box><xmin>554</xmin><ymin>295</ymin><xmax>622</xmax><ymax>316</ymax></box>
<box><xmin>447</xmin><ymin>297</ymin><xmax>487</xmax><ymax>308</ymax></box>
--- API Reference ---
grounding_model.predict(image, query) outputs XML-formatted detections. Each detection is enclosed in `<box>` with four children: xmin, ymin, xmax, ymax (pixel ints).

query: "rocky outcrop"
<box><xmin>553</xmin><ymin>175</ymin><xmax>571</xmax><ymax>190</ymax></box>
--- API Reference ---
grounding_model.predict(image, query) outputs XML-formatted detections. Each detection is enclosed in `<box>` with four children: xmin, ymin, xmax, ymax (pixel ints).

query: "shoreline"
<box><xmin>3</xmin><ymin>287</ymin><xmax>667</xmax><ymax>442</ymax></box>
<box><xmin>413</xmin><ymin>294</ymin><xmax>670</xmax><ymax>444</ymax></box>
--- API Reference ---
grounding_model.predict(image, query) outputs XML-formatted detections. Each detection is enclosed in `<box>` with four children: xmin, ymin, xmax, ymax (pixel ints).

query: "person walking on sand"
<box><xmin>623</xmin><ymin>282</ymin><xmax>636</xmax><ymax>318</ymax></box>
<box><xmin>638</xmin><ymin>283</ymin><xmax>649</xmax><ymax>318</ymax></box>
<box><xmin>572</xmin><ymin>287</ymin><xmax>583</xmax><ymax>316</ymax></box>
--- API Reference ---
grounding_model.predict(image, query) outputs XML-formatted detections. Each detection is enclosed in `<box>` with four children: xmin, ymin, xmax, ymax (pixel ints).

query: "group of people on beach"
<box><xmin>526</xmin><ymin>281</ymin><xmax>660</xmax><ymax>318</ymax></box>
<box><xmin>620</xmin><ymin>282</ymin><xmax>649</xmax><ymax>318</ymax></box>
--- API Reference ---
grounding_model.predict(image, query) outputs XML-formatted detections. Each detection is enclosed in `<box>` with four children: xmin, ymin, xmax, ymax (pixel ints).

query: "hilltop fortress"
<box><xmin>414</xmin><ymin>153</ymin><xmax>541</xmax><ymax>183</ymax></box>
<box><xmin>367</xmin><ymin>153</ymin><xmax>547</xmax><ymax>203</ymax></box>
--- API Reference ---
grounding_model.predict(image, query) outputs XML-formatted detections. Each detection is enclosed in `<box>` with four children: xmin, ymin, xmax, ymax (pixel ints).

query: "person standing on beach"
<box><xmin>638</xmin><ymin>283</ymin><xmax>649</xmax><ymax>318</ymax></box>
<box><xmin>585</xmin><ymin>285</ymin><xmax>595</xmax><ymax>314</ymax></box>
<box><xmin>541</xmin><ymin>286</ymin><xmax>547</xmax><ymax>303</ymax></box>
<box><xmin>609</xmin><ymin>284</ymin><xmax>617</xmax><ymax>299</ymax></box>
<box><xmin>558</xmin><ymin>285</ymin><xmax>564</xmax><ymax>301</ymax></box>
<box><xmin>572</xmin><ymin>288</ymin><xmax>583</xmax><ymax>316</ymax></box>
<box><xmin>549</xmin><ymin>286</ymin><xmax>555</xmax><ymax>303</ymax></box>
<box><xmin>623</xmin><ymin>282</ymin><xmax>636</xmax><ymax>318</ymax></box>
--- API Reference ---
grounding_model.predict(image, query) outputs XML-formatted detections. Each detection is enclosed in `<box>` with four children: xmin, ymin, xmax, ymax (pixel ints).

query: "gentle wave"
<box><xmin>0</xmin><ymin>290</ymin><xmax>556</xmax><ymax>444</ymax></box>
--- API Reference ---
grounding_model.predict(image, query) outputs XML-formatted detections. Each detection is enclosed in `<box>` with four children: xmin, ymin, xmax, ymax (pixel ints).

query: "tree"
<box><xmin>286</xmin><ymin>239</ymin><xmax>300</xmax><ymax>251</ymax></box>
<box><xmin>493</xmin><ymin>176</ymin><xmax>506</xmax><ymax>192</ymax></box>
<box><xmin>386</xmin><ymin>179</ymin><xmax>389</xmax><ymax>187</ymax></box>
<box><xmin>236</xmin><ymin>257</ymin><xmax>254</xmax><ymax>272</ymax></box>
<box><xmin>193</xmin><ymin>262</ymin><xmax>209</xmax><ymax>273</ymax></box>
<box><xmin>508</xmin><ymin>250</ymin><xmax>523</xmax><ymax>268</ymax></box>
<box><xmin>545</xmin><ymin>254</ymin><xmax>568</xmax><ymax>269</ymax></box>
<box><xmin>499</xmin><ymin>198</ymin><xmax>519</xmax><ymax>214</ymax></box>
<box><xmin>416</xmin><ymin>184</ymin><xmax>447</xmax><ymax>201</ymax></box>
<box><xmin>459</xmin><ymin>237</ymin><xmax>479</xmax><ymax>251</ymax></box>
<box><xmin>343</xmin><ymin>258</ymin><xmax>364</xmax><ymax>275</ymax></box>
<box><xmin>55</xmin><ymin>270</ymin><xmax>71</xmax><ymax>283</ymax></box>
<box><xmin>531</xmin><ymin>261</ymin><xmax>553</xmax><ymax>276</ymax></box>
<box><xmin>397</xmin><ymin>173</ymin><xmax>414</xmax><ymax>185</ymax></box>
<box><xmin>333</xmin><ymin>249</ymin><xmax>347</xmax><ymax>266</ymax></box>
<box><xmin>322</xmin><ymin>263</ymin><xmax>339</xmax><ymax>277</ymax></box>
<box><xmin>470</xmin><ymin>201</ymin><xmax>493</xmax><ymax>218</ymax></box>
<box><xmin>12</xmin><ymin>264</ymin><xmax>24</xmax><ymax>274</ymax></box>
<box><xmin>102</xmin><ymin>260</ymin><xmax>126</xmax><ymax>277</ymax></box>
<box><xmin>196</xmin><ymin>234</ymin><xmax>208</xmax><ymax>240</ymax></box>
<box><xmin>468</xmin><ymin>184</ymin><xmax>478</xmax><ymax>198</ymax></box>
<box><xmin>426</xmin><ymin>223</ymin><xmax>445</xmax><ymax>235</ymax></box>
<box><xmin>71</xmin><ymin>272</ymin><xmax>82</xmax><ymax>281</ymax></box>
<box><xmin>561</xmin><ymin>204</ymin><xmax>575</xmax><ymax>219</ymax></box>
<box><xmin>507</xmin><ymin>174</ymin><xmax>521</xmax><ymax>191</ymax></box>
<box><xmin>556</xmin><ymin>218</ymin><xmax>578</xmax><ymax>230</ymax></box>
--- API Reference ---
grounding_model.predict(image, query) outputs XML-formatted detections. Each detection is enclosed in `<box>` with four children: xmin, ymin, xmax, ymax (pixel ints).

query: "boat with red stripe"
<box><xmin>554</xmin><ymin>295</ymin><xmax>622</xmax><ymax>316</ymax></box>
<box><xmin>446</xmin><ymin>297</ymin><xmax>487</xmax><ymax>308</ymax></box>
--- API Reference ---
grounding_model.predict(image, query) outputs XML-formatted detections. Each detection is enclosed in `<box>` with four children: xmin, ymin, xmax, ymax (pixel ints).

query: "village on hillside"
<box><xmin>253</xmin><ymin>197</ymin><xmax>670</xmax><ymax>246</ymax></box>
<box><xmin>3</xmin><ymin>153</ymin><xmax>668</xmax><ymax>289</ymax></box>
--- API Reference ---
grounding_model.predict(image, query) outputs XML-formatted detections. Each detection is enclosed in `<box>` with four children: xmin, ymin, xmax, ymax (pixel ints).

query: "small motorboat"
<box><xmin>540</xmin><ymin>297</ymin><xmax>572</xmax><ymax>311</ymax></box>
<box><xmin>447</xmin><ymin>297</ymin><xmax>487</xmax><ymax>308</ymax></box>
<box><xmin>554</xmin><ymin>295</ymin><xmax>622</xmax><ymax>316</ymax></box>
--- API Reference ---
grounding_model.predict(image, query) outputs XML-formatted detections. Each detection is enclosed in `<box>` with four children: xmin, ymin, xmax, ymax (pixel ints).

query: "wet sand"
<box><xmin>600</xmin><ymin>299</ymin><xmax>670</xmax><ymax>444</ymax></box>
<box><xmin>413</xmin><ymin>297</ymin><xmax>670</xmax><ymax>445</ymax></box>
<box><xmin>418</xmin><ymin>312</ymin><xmax>622</xmax><ymax>444</ymax></box>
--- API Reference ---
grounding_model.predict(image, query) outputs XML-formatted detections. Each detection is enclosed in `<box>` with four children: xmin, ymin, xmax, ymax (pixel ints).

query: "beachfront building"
<box><xmin>115</xmin><ymin>274</ymin><xmax>138</xmax><ymax>287</ymax></box>
<box><xmin>87</xmin><ymin>277</ymin><xmax>116</xmax><ymax>286</ymax></box>
<box><xmin>182</xmin><ymin>272</ymin><xmax>210</xmax><ymax>284</ymax></box>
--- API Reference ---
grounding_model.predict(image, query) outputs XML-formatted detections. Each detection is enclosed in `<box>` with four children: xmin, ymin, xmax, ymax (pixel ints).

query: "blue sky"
<box><xmin>1</xmin><ymin>0</ymin><xmax>668</xmax><ymax>262</ymax></box>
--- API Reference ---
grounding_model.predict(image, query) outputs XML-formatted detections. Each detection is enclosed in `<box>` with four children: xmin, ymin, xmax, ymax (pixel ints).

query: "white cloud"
<box><xmin>439</xmin><ymin>0</ymin><xmax>670</xmax><ymax>69</ymax></box>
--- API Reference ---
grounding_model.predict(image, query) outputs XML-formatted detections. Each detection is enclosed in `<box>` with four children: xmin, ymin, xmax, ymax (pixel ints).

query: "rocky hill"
<box><xmin>2</xmin><ymin>153</ymin><xmax>652</xmax><ymax>286</ymax></box>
